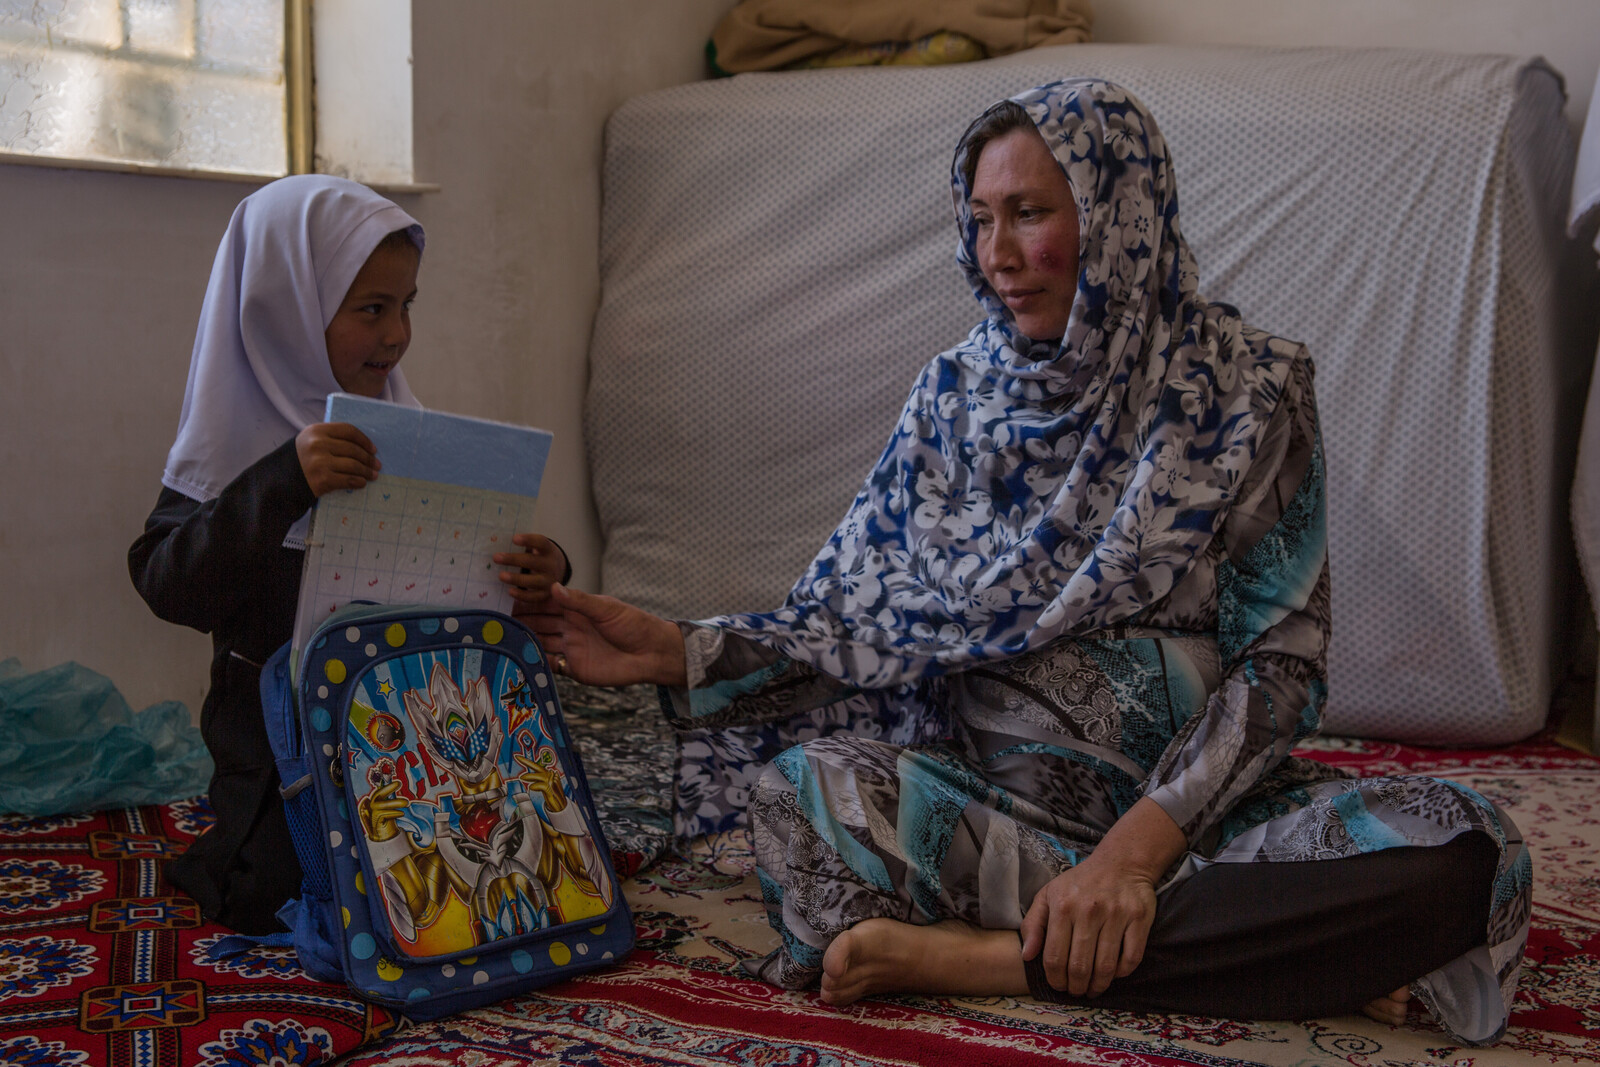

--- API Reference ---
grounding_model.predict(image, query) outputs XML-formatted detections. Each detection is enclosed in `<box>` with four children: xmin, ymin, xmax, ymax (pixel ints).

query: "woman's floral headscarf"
<box><xmin>708</xmin><ymin>78</ymin><xmax>1305</xmax><ymax>689</ymax></box>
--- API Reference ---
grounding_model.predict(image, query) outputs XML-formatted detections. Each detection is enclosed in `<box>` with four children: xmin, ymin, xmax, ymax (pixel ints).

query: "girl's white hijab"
<box><xmin>162</xmin><ymin>175</ymin><xmax>424</xmax><ymax>545</ymax></box>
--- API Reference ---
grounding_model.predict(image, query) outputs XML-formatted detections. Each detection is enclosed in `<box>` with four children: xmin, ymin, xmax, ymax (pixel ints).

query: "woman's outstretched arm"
<box><xmin>524</xmin><ymin>583</ymin><xmax>687</xmax><ymax>688</ymax></box>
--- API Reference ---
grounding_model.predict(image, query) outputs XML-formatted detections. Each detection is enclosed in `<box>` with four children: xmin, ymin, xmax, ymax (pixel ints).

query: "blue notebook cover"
<box><xmin>323</xmin><ymin>393</ymin><xmax>552</xmax><ymax>497</ymax></box>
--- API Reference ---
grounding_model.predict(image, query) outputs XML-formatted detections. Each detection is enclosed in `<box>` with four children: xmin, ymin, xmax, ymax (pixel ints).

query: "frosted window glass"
<box><xmin>0</xmin><ymin>0</ymin><xmax>122</xmax><ymax>48</ymax></box>
<box><xmin>127</xmin><ymin>0</ymin><xmax>195</xmax><ymax>59</ymax></box>
<box><xmin>0</xmin><ymin>0</ymin><xmax>286</xmax><ymax>175</ymax></box>
<box><xmin>198</xmin><ymin>0</ymin><xmax>279</xmax><ymax>75</ymax></box>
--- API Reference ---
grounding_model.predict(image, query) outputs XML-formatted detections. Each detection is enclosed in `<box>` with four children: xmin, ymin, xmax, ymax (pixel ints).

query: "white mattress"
<box><xmin>587</xmin><ymin>44</ymin><xmax>1587</xmax><ymax>743</ymax></box>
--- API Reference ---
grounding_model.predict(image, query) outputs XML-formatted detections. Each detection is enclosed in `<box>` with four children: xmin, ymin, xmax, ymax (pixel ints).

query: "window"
<box><xmin>0</xmin><ymin>0</ymin><xmax>289</xmax><ymax>177</ymax></box>
<box><xmin>0</xmin><ymin>0</ymin><xmax>418</xmax><ymax>186</ymax></box>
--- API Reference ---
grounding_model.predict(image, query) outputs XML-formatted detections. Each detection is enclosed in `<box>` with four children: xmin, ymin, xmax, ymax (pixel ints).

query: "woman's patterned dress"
<box><xmin>660</xmin><ymin>360</ymin><xmax>1530</xmax><ymax>1046</ymax></box>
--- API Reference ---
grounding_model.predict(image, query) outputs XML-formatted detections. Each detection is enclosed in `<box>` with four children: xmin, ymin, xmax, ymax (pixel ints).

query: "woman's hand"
<box><xmin>1020</xmin><ymin>848</ymin><xmax>1159</xmax><ymax>997</ymax></box>
<box><xmin>525</xmin><ymin>583</ymin><xmax>687</xmax><ymax>688</ymax></box>
<box><xmin>1019</xmin><ymin>796</ymin><xmax>1186</xmax><ymax>998</ymax></box>
<box><xmin>494</xmin><ymin>533</ymin><xmax>568</xmax><ymax>615</ymax></box>
<box><xmin>296</xmin><ymin>422</ymin><xmax>380</xmax><ymax>497</ymax></box>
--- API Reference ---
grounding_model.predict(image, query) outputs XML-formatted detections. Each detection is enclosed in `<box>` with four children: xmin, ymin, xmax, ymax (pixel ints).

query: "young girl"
<box><xmin>129</xmin><ymin>175</ymin><xmax>569</xmax><ymax>934</ymax></box>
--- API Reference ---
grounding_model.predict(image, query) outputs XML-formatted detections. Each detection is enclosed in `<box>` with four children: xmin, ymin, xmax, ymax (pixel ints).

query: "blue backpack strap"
<box><xmin>201</xmin><ymin>930</ymin><xmax>296</xmax><ymax>967</ymax></box>
<box><xmin>276</xmin><ymin>897</ymin><xmax>347</xmax><ymax>984</ymax></box>
<box><xmin>260</xmin><ymin>641</ymin><xmax>308</xmax><ymax>787</ymax></box>
<box><xmin>203</xmin><ymin>910</ymin><xmax>346</xmax><ymax>987</ymax></box>
<box><xmin>257</xmin><ymin>640</ymin><xmax>348</xmax><ymax>987</ymax></box>
<box><xmin>259</xmin><ymin>640</ymin><xmax>334</xmax><ymax>902</ymax></box>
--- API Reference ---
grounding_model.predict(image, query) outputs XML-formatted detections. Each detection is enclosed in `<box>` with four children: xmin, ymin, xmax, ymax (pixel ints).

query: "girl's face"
<box><xmin>325</xmin><ymin>241</ymin><xmax>420</xmax><ymax>397</ymax></box>
<box><xmin>968</xmin><ymin>128</ymin><xmax>1080</xmax><ymax>343</ymax></box>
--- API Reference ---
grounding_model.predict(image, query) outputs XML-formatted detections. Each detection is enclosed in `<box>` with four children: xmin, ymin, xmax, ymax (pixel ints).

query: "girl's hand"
<box><xmin>524</xmin><ymin>583</ymin><xmax>687</xmax><ymax>688</ymax></box>
<box><xmin>494</xmin><ymin>533</ymin><xmax>568</xmax><ymax>615</ymax></box>
<box><xmin>296</xmin><ymin>422</ymin><xmax>379</xmax><ymax>497</ymax></box>
<box><xmin>1019</xmin><ymin>796</ymin><xmax>1186</xmax><ymax>998</ymax></box>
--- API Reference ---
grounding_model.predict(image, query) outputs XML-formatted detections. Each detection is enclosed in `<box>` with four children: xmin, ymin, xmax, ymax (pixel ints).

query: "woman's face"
<box><xmin>969</xmin><ymin>127</ymin><xmax>1080</xmax><ymax>343</ymax></box>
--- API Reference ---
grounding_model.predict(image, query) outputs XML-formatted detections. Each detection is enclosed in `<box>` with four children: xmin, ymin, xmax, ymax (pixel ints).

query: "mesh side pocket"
<box><xmin>283</xmin><ymin>790</ymin><xmax>333</xmax><ymax>901</ymax></box>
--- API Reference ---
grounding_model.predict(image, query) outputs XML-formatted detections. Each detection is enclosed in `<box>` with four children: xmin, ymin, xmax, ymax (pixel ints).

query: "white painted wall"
<box><xmin>1093</xmin><ymin>0</ymin><xmax>1600</xmax><ymax>135</ymax></box>
<box><xmin>313</xmin><ymin>0</ymin><xmax>416</xmax><ymax>185</ymax></box>
<box><xmin>1</xmin><ymin>0</ymin><xmax>1594</xmax><ymax>720</ymax></box>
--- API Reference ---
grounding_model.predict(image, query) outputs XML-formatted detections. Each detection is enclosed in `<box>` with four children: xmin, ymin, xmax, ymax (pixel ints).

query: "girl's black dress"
<box><xmin>130</xmin><ymin>441</ymin><xmax>573</xmax><ymax>934</ymax></box>
<box><xmin>129</xmin><ymin>440</ymin><xmax>312</xmax><ymax>934</ymax></box>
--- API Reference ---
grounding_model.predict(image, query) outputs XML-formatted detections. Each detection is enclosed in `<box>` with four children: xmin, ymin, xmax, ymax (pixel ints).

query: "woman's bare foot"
<box><xmin>1361</xmin><ymin>986</ymin><xmax>1412</xmax><ymax>1027</ymax></box>
<box><xmin>819</xmin><ymin>917</ymin><xmax>1029</xmax><ymax>1006</ymax></box>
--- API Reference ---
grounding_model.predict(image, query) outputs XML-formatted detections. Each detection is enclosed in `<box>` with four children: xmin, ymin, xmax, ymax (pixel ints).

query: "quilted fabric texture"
<box><xmin>587</xmin><ymin>44</ymin><xmax>1586</xmax><ymax>743</ymax></box>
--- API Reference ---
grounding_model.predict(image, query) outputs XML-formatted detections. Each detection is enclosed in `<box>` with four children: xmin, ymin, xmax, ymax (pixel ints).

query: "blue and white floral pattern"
<box><xmin>0</xmin><ymin>936</ymin><xmax>96</xmax><ymax>998</ymax></box>
<box><xmin>0</xmin><ymin>860</ymin><xmax>104</xmax><ymax>914</ymax></box>
<box><xmin>708</xmin><ymin>79</ymin><xmax>1302</xmax><ymax>699</ymax></box>
<box><xmin>197</xmin><ymin>1018</ymin><xmax>334</xmax><ymax>1066</ymax></box>
<box><xmin>0</xmin><ymin>813</ymin><xmax>90</xmax><ymax>837</ymax></box>
<box><xmin>0</xmin><ymin>1036</ymin><xmax>90</xmax><ymax>1067</ymax></box>
<box><xmin>166</xmin><ymin>796</ymin><xmax>216</xmax><ymax>838</ymax></box>
<box><xmin>189</xmin><ymin>934</ymin><xmax>304</xmax><ymax>979</ymax></box>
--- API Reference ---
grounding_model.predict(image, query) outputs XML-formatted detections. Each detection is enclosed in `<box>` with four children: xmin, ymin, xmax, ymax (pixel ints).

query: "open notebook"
<box><xmin>290</xmin><ymin>393</ymin><xmax>553</xmax><ymax>679</ymax></box>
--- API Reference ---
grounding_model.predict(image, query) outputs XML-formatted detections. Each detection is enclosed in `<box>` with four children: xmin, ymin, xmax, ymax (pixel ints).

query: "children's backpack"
<box><xmin>259</xmin><ymin>603</ymin><xmax>633</xmax><ymax>1019</ymax></box>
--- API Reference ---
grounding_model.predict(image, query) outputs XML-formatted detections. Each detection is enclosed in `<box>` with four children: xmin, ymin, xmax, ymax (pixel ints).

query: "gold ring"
<box><xmin>554</xmin><ymin>654</ymin><xmax>568</xmax><ymax>676</ymax></box>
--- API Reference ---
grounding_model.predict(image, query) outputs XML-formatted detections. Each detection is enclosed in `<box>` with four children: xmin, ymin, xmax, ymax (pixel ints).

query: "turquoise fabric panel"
<box><xmin>687</xmin><ymin>657</ymin><xmax>794</xmax><ymax>719</ymax></box>
<box><xmin>774</xmin><ymin>746</ymin><xmax>894</xmax><ymax>894</ymax></box>
<box><xmin>1216</xmin><ymin>441</ymin><xmax>1328</xmax><ymax>667</ymax></box>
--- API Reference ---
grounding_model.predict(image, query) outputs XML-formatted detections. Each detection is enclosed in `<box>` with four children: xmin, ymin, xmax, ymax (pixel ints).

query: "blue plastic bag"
<box><xmin>0</xmin><ymin>658</ymin><xmax>212</xmax><ymax>815</ymax></box>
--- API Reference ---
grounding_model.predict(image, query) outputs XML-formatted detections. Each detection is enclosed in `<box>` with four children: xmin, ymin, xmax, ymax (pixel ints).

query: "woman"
<box><xmin>533</xmin><ymin>79</ymin><xmax>1528</xmax><ymax>1046</ymax></box>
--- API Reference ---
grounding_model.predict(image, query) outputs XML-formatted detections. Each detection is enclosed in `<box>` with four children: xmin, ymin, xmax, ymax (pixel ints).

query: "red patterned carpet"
<box><xmin>2</xmin><ymin>730</ymin><xmax>1596</xmax><ymax>1066</ymax></box>
<box><xmin>0</xmin><ymin>801</ymin><xmax>401</xmax><ymax>1066</ymax></box>
<box><xmin>334</xmin><ymin>732</ymin><xmax>1600</xmax><ymax>1067</ymax></box>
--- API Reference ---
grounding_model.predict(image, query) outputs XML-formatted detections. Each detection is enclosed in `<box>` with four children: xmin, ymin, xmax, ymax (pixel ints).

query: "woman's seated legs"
<box><xmin>749</xmin><ymin>733</ymin><xmax>1515</xmax><ymax>1033</ymax></box>
<box><xmin>816</xmin><ymin>831</ymin><xmax>1497</xmax><ymax>1018</ymax></box>
<box><xmin>1020</xmin><ymin>829</ymin><xmax>1498</xmax><ymax>1018</ymax></box>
